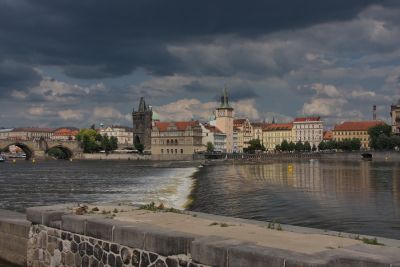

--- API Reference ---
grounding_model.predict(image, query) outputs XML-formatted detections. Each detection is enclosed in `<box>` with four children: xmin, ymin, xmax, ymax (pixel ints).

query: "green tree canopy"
<box><xmin>295</xmin><ymin>141</ymin><xmax>304</xmax><ymax>152</ymax></box>
<box><xmin>206</xmin><ymin>142</ymin><xmax>215</xmax><ymax>152</ymax></box>
<box><xmin>303</xmin><ymin>141</ymin><xmax>311</xmax><ymax>152</ymax></box>
<box><xmin>281</xmin><ymin>140</ymin><xmax>289</xmax><ymax>151</ymax></box>
<box><xmin>368</xmin><ymin>124</ymin><xmax>392</xmax><ymax>149</ymax></box>
<box><xmin>245</xmin><ymin>139</ymin><xmax>265</xmax><ymax>153</ymax></box>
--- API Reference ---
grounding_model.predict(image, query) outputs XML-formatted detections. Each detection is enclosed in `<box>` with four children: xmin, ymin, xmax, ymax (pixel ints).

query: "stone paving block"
<box><xmin>191</xmin><ymin>236</ymin><xmax>247</xmax><ymax>267</ymax></box>
<box><xmin>144</xmin><ymin>228</ymin><xmax>197</xmax><ymax>256</ymax></box>
<box><xmin>26</xmin><ymin>206</ymin><xmax>68</xmax><ymax>226</ymax></box>
<box><xmin>62</xmin><ymin>215</ymin><xmax>91</xmax><ymax>235</ymax></box>
<box><xmin>113</xmin><ymin>224</ymin><xmax>148</xmax><ymax>250</ymax></box>
<box><xmin>86</xmin><ymin>218</ymin><xmax>116</xmax><ymax>241</ymax></box>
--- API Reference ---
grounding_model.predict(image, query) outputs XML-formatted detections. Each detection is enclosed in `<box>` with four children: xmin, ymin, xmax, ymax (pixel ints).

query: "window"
<box><xmin>161</xmin><ymin>149</ymin><xmax>164</xmax><ymax>154</ymax></box>
<box><xmin>175</xmin><ymin>149</ymin><xmax>178</xmax><ymax>154</ymax></box>
<box><xmin>167</xmin><ymin>149</ymin><xmax>169</xmax><ymax>154</ymax></box>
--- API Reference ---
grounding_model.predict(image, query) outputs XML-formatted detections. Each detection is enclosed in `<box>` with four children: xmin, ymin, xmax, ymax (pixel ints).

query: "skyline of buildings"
<box><xmin>1</xmin><ymin>88</ymin><xmax>398</xmax><ymax>154</ymax></box>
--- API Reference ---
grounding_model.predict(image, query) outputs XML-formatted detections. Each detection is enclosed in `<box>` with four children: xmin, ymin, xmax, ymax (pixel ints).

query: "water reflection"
<box><xmin>190</xmin><ymin>159</ymin><xmax>400</xmax><ymax>239</ymax></box>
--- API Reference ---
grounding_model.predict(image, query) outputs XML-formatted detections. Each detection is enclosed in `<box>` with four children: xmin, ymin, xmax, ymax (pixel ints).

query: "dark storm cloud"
<box><xmin>0</xmin><ymin>61</ymin><xmax>41</xmax><ymax>95</ymax></box>
<box><xmin>0</xmin><ymin>0</ymin><xmax>394</xmax><ymax>80</ymax></box>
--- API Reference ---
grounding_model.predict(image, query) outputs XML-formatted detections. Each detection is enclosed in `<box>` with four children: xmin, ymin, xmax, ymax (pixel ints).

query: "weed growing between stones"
<box><xmin>362</xmin><ymin>237</ymin><xmax>383</xmax><ymax>246</ymax></box>
<box><xmin>208</xmin><ymin>222</ymin><xmax>233</xmax><ymax>227</ymax></box>
<box><xmin>266</xmin><ymin>220</ymin><xmax>283</xmax><ymax>231</ymax></box>
<box><xmin>92</xmin><ymin>207</ymin><xmax>99</xmax><ymax>212</ymax></box>
<box><xmin>139</xmin><ymin>202</ymin><xmax>184</xmax><ymax>214</ymax></box>
<box><xmin>113</xmin><ymin>208</ymin><xmax>119</xmax><ymax>213</ymax></box>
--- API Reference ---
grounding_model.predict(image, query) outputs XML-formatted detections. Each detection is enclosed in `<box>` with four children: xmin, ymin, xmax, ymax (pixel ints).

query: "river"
<box><xmin>0</xmin><ymin>158</ymin><xmax>399</xmax><ymax>239</ymax></box>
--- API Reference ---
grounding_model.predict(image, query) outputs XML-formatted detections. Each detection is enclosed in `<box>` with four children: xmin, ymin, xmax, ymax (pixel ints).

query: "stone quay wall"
<box><xmin>2</xmin><ymin>205</ymin><xmax>400</xmax><ymax>266</ymax></box>
<box><xmin>80</xmin><ymin>153</ymin><xmax>151</xmax><ymax>161</ymax></box>
<box><xmin>0</xmin><ymin>209</ymin><xmax>31</xmax><ymax>266</ymax></box>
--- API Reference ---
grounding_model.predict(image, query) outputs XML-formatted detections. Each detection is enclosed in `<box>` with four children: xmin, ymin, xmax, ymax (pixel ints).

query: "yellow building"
<box><xmin>151</xmin><ymin>121</ymin><xmax>203</xmax><ymax>160</ymax></box>
<box><xmin>262</xmin><ymin>123</ymin><xmax>293</xmax><ymax>151</ymax></box>
<box><xmin>332</xmin><ymin>121</ymin><xmax>384</xmax><ymax>149</ymax></box>
<box><xmin>234</xmin><ymin>118</ymin><xmax>253</xmax><ymax>152</ymax></box>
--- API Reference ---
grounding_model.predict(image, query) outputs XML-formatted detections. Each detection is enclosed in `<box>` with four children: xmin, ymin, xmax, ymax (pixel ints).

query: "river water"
<box><xmin>0</xmin><ymin>159</ymin><xmax>399</xmax><ymax>239</ymax></box>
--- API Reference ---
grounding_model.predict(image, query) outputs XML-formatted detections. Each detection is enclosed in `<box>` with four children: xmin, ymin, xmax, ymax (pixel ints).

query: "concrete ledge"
<box><xmin>0</xmin><ymin>209</ymin><xmax>30</xmax><ymax>266</ymax></box>
<box><xmin>191</xmin><ymin>236</ymin><xmax>250</xmax><ymax>266</ymax></box>
<box><xmin>61</xmin><ymin>214</ymin><xmax>90</xmax><ymax>235</ymax></box>
<box><xmin>26</xmin><ymin>205</ymin><xmax>70</xmax><ymax>226</ymax></box>
<box><xmin>144</xmin><ymin>229</ymin><xmax>196</xmax><ymax>256</ymax></box>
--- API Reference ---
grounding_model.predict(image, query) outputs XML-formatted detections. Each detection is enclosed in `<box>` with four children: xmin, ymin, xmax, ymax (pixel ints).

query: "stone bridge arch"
<box><xmin>46</xmin><ymin>145</ymin><xmax>73</xmax><ymax>160</ymax></box>
<box><xmin>1</xmin><ymin>142</ymin><xmax>34</xmax><ymax>160</ymax></box>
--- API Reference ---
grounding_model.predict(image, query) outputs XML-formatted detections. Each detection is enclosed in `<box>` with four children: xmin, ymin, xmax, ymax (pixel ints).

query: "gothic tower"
<box><xmin>215</xmin><ymin>88</ymin><xmax>234</xmax><ymax>153</ymax></box>
<box><xmin>132</xmin><ymin>97</ymin><xmax>153</xmax><ymax>149</ymax></box>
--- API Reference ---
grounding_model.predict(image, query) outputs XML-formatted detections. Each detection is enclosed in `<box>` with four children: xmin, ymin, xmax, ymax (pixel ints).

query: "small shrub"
<box><xmin>220</xmin><ymin>223</ymin><xmax>229</xmax><ymax>227</ymax></box>
<box><xmin>139</xmin><ymin>202</ymin><xmax>158</xmax><ymax>211</ymax></box>
<box><xmin>92</xmin><ymin>207</ymin><xmax>99</xmax><ymax>212</ymax></box>
<box><xmin>209</xmin><ymin>222</ymin><xmax>219</xmax><ymax>226</ymax></box>
<box><xmin>276</xmin><ymin>224</ymin><xmax>282</xmax><ymax>231</ymax></box>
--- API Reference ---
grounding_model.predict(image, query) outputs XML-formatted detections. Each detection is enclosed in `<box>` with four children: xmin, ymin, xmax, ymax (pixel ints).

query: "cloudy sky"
<box><xmin>1</xmin><ymin>0</ymin><xmax>400</xmax><ymax>128</ymax></box>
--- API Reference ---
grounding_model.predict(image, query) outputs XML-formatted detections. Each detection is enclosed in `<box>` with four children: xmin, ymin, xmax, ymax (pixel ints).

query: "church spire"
<box><xmin>220</xmin><ymin>87</ymin><xmax>231</xmax><ymax>108</ymax></box>
<box><xmin>138</xmin><ymin>97</ymin><xmax>147</xmax><ymax>112</ymax></box>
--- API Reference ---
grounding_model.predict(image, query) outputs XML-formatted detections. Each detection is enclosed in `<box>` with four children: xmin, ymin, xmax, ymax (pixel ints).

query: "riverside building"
<box><xmin>233</xmin><ymin>118</ymin><xmax>253</xmax><ymax>152</ymax></box>
<box><xmin>293</xmin><ymin>117</ymin><xmax>324</xmax><ymax>148</ymax></box>
<box><xmin>262</xmin><ymin>123</ymin><xmax>293</xmax><ymax>151</ymax></box>
<box><xmin>391</xmin><ymin>100</ymin><xmax>400</xmax><ymax>134</ymax></box>
<box><xmin>332</xmin><ymin>121</ymin><xmax>384</xmax><ymax>149</ymax></box>
<box><xmin>99</xmin><ymin>126</ymin><xmax>134</xmax><ymax>145</ymax></box>
<box><xmin>151</xmin><ymin>121</ymin><xmax>203</xmax><ymax>160</ymax></box>
<box><xmin>200</xmin><ymin>124</ymin><xmax>227</xmax><ymax>152</ymax></box>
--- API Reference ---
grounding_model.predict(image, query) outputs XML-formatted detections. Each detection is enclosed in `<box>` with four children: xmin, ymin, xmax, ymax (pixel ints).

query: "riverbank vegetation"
<box><xmin>76</xmin><ymin>128</ymin><xmax>118</xmax><ymax>153</ymax></box>
<box><xmin>368</xmin><ymin>125</ymin><xmax>400</xmax><ymax>150</ymax></box>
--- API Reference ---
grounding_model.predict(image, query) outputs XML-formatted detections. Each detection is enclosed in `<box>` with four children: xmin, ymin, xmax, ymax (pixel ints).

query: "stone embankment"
<box><xmin>1</xmin><ymin>204</ymin><xmax>400</xmax><ymax>267</ymax></box>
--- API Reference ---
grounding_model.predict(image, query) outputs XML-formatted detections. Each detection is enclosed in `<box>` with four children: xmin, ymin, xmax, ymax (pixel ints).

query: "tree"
<box><xmin>134</xmin><ymin>143</ymin><xmax>144</xmax><ymax>153</ymax></box>
<box><xmin>288</xmin><ymin>141</ymin><xmax>296</xmax><ymax>152</ymax></box>
<box><xmin>376</xmin><ymin>134</ymin><xmax>392</xmax><ymax>150</ymax></box>
<box><xmin>245</xmin><ymin>139</ymin><xmax>265</xmax><ymax>153</ymax></box>
<box><xmin>368</xmin><ymin>124</ymin><xmax>392</xmax><ymax>149</ymax></box>
<box><xmin>110</xmin><ymin>136</ymin><xmax>118</xmax><ymax>151</ymax></box>
<box><xmin>312</xmin><ymin>144</ymin><xmax>317</xmax><ymax>152</ymax></box>
<box><xmin>350</xmin><ymin>138</ymin><xmax>361</xmax><ymax>151</ymax></box>
<box><xmin>76</xmin><ymin>129</ymin><xmax>100</xmax><ymax>153</ymax></box>
<box><xmin>275</xmin><ymin>144</ymin><xmax>281</xmax><ymax>151</ymax></box>
<box><xmin>281</xmin><ymin>140</ymin><xmax>289</xmax><ymax>151</ymax></box>
<box><xmin>295</xmin><ymin>141</ymin><xmax>304</xmax><ymax>152</ymax></box>
<box><xmin>206</xmin><ymin>142</ymin><xmax>215</xmax><ymax>152</ymax></box>
<box><xmin>101</xmin><ymin>135</ymin><xmax>112</xmax><ymax>153</ymax></box>
<box><xmin>303</xmin><ymin>141</ymin><xmax>311</xmax><ymax>152</ymax></box>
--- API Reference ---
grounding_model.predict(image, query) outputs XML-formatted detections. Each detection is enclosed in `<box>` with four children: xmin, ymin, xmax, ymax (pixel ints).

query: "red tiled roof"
<box><xmin>333</xmin><ymin>121</ymin><xmax>385</xmax><ymax>131</ymax></box>
<box><xmin>53</xmin><ymin>128</ymin><xmax>79</xmax><ymax>136</ymax></box>
<box><xmin>154</xmin><ymin>121</ymin><xmax>200</xmax><ymax>132</ymax></box>
<box><xmin>233</xmin><ymin>119</ymin><xmax>246</xmax><ymax>126</ymax></box>
<box><xmin>323</xmin><ymin>131</ymin><xmax>333</xmax><ymax>140</ymax></box>
<box><xmin>294</xmin><ymin>117</ymin><xmax>321</xmax><ymax>122</ymax></box>
<box><xmin>12</xmin><ymin>127</ymin><xmax>55</xmax><ymax>133</ymax></box>
<box><xmin>204</xmin><ymin>125</ymin><xmax>223</xmax><ymax>134</ymax></box>
<box><xmin>263</xmin><ymin>123</ymin><xmax>293</xmax><ymax>131</ymax></box>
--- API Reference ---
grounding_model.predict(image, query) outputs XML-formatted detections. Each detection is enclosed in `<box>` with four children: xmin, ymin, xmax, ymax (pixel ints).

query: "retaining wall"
<box><xmin>80</xmin><ymin>153</ymin><xmax>151</xmax><ymax>160</ymax></box>
<box><xmin>0</xmin><ymin>209</ymin><xmax>31</xmax><ymax>266</ymax></box>
<box><xmin>1</xmin><ymin>205</ymin><xmax>400</xmax><ymax>266</ymax></box>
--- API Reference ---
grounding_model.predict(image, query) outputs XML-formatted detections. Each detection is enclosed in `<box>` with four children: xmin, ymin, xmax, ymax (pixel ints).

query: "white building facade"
<box><xmin>99</xmin><ymin>126</ymin><xmax>134</xmax><ymax>145</ymax></box>
<box><xmin>200</xmin><ymin>123</ymin><xmax>227</xmax><ymax>152</ymax></box>
<box><xmin>293</xmin><ymin>117</ymin><xmax>324</xmax><ymax>148</ymax></box>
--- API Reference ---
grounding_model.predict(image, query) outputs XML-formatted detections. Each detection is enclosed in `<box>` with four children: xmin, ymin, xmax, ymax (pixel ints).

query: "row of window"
<box><xmin>161</xmin><ymin>148</ymin><xmax>184</xmax><ymax>154</ymax></box>
<box><xmin>294</xmin><ymin>124</ymin><xmax>322</xmax><ymax>129</ymax></box>
<box><xmin>335</xmin><ymin>131</ymin><xmax>367</xmax><ymax>135</ymax></box>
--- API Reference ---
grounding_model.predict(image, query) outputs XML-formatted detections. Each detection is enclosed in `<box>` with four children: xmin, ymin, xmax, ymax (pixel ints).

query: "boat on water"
<box><xmin>0</xmin><ymin>155</ymin><xmax>5</xmax><ymax>162</ymax></box>
<box><xmin>361</xmin><ymin>153</ymin><xmax>373</xmax><ymax>161</ymax></box>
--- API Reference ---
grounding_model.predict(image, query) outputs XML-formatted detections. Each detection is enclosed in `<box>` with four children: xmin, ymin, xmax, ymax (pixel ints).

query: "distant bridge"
<box><xmin>0</xmin><ymin>139</ymin><xmax>82</xmax><ymax>159</ymax></box>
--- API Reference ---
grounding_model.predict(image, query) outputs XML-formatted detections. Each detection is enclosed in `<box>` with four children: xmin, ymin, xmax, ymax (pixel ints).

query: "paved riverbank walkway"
<box><xmin>87</xmin><ymin>204</ymin><xmax>400</xmax><ymax>264</ymax></box>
